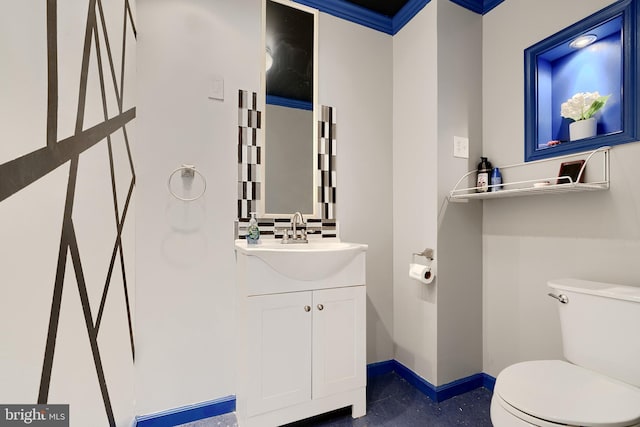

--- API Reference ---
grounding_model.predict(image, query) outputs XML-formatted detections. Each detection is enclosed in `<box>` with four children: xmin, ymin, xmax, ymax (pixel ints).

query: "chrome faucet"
<box><xmin>283</xmin><ymin>211</ymin><xmax>308</xmax><ymax>243</ymax></box>
<box><xmin>292</xmin><ymin>211</ymin><xmax>303</xmax><ymax>237</ymax></box>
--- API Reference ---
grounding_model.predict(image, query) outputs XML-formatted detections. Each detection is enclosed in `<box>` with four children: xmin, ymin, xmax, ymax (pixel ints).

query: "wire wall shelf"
<box><xmin>449</xmin><ymin>147</ymin><xmax>610</xmax><ymax>201</ymax></box>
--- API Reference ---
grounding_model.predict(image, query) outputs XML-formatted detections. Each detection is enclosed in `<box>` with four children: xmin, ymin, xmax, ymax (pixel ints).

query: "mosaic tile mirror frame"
<box><xmin>236</xmin><ymin>89</ymin><xmax>337</xmax><ymax>240</ymax></box>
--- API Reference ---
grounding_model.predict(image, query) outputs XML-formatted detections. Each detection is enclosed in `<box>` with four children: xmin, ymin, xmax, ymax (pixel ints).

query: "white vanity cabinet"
<box><xmin>235</xmin><ymin>240</ymin><xmax>367</xmax><ymax>427</ymax></box>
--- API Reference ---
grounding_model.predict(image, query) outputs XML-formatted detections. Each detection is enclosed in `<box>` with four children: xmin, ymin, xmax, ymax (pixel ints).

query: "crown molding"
<box><xmin>294</xmin><ymin>0</ymin><xmax>394</xmax><ymax>34</ymax></box>
<box><xmin>482</xmin><ymin>0</ymin><xmax>505</xmax><ymax>14</ymax></box>
<box><xmin>293</xmin><ymin>0</ymin><xmax>504</xmax><ymax>35</ymax></box>
<box><xmin>448</xmin><ymin>0</ymin><xmax>482</xmax><ymax>14</ymax></box>
<box><xmin>449</xmin><ymin>0</ymin><xmax>504</xmax><ymax>14</ymax></box>
<box><xmin>392</xmin><ymin>0</ymin><xmax>432</xmax><ymax>34</ymax></box>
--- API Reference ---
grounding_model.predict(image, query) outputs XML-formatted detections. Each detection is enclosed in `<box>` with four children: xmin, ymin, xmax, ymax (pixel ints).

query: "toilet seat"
<box><xmin>494</xmin><ymin>360</ymin><xmax>640</xmax><ymax>427</ymax></box>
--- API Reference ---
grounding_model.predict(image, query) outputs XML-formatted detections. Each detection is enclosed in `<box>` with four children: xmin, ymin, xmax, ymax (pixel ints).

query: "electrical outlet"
<box><xmin>453</xmin><ymin>136</ymin><xmax>469</xmax><ymax>159</ymax></box>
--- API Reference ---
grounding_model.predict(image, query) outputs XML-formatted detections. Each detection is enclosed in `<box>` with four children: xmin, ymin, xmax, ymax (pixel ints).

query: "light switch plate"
<box><xmin>453</xmin><ymin>136</ymin><xmax>469</xmax><ymax>159</ymax></box>
<box><xmin>209</xmin><ymin>76</ymin><xmax>224</xmax><ymax>100</ymax></box>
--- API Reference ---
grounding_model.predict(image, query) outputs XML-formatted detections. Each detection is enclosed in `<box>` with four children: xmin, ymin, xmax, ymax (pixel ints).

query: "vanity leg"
<box><xmin>351</xmin><ymin>388</ymin><xmax>366</xmax><ymax>418</ymax></box>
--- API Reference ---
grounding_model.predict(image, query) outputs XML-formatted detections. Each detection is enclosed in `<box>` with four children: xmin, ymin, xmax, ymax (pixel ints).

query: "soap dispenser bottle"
<box><xmin>476</xmin><ymin>157</ymin><xmax>492</xmax><ymax>193</ymax></box>
<box><xmin>247</xmin><ymin>212</ymin><xmax>260</xmax><ymax>244</ymax></box>
<box><xmin>490</xmin><ymin>167</ymin><xmax>503</xmax><ymax>192</ymax></box>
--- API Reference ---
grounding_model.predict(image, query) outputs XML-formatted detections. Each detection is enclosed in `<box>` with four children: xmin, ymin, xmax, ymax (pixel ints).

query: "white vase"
<box><xmin>569</xmin><ymin>117</ymin><xmax>597</xmax><ymax>141</ymax></box>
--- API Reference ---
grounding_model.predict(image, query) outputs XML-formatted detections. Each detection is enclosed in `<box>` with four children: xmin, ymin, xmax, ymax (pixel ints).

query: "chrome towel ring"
<box><xmin>168</xmin><ymin>164</ymin><xmax>207</xmax><ymax>201</ymax></box>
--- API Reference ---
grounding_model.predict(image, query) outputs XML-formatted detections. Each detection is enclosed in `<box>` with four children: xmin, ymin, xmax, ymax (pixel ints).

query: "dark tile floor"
<box><xmin>178</xmin><ymin>372</ymin><xmax>494</xmax><ymax>427</ymax></box>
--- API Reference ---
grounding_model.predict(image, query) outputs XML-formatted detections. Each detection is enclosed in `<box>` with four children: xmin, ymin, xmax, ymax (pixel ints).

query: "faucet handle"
<box><xmin>278</xmin><ymin>228</ymin><xmax>289</xmax><ymax>243</ymax></box>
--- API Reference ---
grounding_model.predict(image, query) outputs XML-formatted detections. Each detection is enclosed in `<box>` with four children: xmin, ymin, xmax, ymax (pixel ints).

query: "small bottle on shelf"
<box><xmin>490</xmin><ymin>167</ymin><xmax>503</xmax><ymax>192</ymax></box>
<box><xmin>476</xmin><ymin>157</ymin><xmax>492</xmax><ymax>193</ymax></box>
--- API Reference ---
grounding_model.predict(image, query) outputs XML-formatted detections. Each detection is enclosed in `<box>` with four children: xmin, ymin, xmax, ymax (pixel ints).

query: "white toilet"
<box><xmin>491</xmin><ymin>278</ymin><xmax>640</xmax><ymax>427</ymax></box>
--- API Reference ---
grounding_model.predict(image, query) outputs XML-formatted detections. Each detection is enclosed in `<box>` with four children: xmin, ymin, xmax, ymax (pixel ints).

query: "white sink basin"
<box><xmin>235</xmin><ymin>239</ymin><xmax>367</xmax><ymax>281</ymax></box>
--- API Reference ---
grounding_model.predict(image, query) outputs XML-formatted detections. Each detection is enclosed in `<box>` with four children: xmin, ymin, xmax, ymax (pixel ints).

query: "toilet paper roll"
<box><xmin>409</xmin><ymin>263</ymin><xmax>435</xmax><ymax>285</ymax></box>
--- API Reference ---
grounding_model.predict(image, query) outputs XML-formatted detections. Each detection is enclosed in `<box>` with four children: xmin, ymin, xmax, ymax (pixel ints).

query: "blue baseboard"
<box><xmin>435</xmin><ymin>372</ymin><xmax>485</xmax><ymax>402</ymax></box>
<box><xmin>371</xmin><ymin>360</ymin><xmax>496</xmax><ymax>402</ymax></box>
<box><xmin>367</xmin><ymin>359</ymin><xmax>396</xmax><ymax>377</ymax></box>
<box><xmin>136</xmin><ymin>362</ymin><xmax>495</xmax><ymax>425</ymax></box>
<box><xmin>392</xmin><ymin>360</ymin><xmax>439</xmax><ymax>401</ymax></box>
<box><xmin>482</xmin><ymin>372</ymin><xmax>496</xmax><ymax>392</ymax></box>
<box><xmin>135</xmin><ymin>395</ymin><xmax>235</xmax><ymax>427</ymax></box>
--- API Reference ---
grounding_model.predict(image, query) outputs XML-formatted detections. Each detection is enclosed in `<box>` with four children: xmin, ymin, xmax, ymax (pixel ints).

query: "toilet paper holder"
<box><xmin>412</xmin><ymin>248</ymin><xmax>434</xmax><ymax>262</ymax></box>
<box><xmin>410</xmin><ymin>248</ymin><xmax>436</xmax><ymax>284</ymax></box>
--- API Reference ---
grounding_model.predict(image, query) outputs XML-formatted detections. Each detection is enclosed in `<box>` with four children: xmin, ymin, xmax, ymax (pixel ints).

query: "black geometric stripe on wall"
<box><xmin>0</xmin><ymin>1</ymin><xmax>136</xmax><ymax>426</ymax></box>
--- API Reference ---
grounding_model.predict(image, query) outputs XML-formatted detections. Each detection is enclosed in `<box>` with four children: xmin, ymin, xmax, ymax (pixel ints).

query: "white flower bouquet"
<box><xmin>560</xmin><ymin>91</ymin><xmax>610</xmax><ymax>121</ymax></box>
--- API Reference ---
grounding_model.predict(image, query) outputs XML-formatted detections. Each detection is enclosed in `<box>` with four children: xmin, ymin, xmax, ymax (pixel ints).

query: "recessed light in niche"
<box><xmin>569</xmin><ymin>34</ymin><xmax>597</xmax><ymax>49</ymax></box>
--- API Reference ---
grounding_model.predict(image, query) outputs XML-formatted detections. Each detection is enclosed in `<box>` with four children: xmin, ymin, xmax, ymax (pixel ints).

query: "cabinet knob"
<box><xmin>317</xmin><ymin>304</ymin><xmax>324</xmax><ymax>311</ymax></box>
<box><xmin>304</xmin><ymin>305</ymin><xmax>311</xmax><ymax>312</ymax></box>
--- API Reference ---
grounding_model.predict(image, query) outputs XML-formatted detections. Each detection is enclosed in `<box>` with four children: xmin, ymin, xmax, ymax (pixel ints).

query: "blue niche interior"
<box><xmin>542</xmin><ymin>18</ymin><xmax>622</xmax><ymax>146</ymax></box>
<box><xmin>524</xmin><ymin>0</ymin><xmax>639</xmax><ymax>162</ymax></box>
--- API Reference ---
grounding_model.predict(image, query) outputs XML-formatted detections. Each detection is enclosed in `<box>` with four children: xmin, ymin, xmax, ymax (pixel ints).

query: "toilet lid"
<box><xmin>496</xmin><ymin>360</ymin><xmax>640</xmax><ymax>427</ymax></box>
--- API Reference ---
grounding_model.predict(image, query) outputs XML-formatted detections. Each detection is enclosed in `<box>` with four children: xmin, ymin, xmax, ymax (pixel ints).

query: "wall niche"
<box><xmin>524</xmin><ymin>0</ymin><xmax>639</xmax><ymax>161</ymax></box>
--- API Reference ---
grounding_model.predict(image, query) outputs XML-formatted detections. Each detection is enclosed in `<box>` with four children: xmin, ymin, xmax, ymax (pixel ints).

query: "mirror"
<box><xmin>260</xmin><ymin>0</ymin><xmax>318</xmax><ymax>217</ymax></box>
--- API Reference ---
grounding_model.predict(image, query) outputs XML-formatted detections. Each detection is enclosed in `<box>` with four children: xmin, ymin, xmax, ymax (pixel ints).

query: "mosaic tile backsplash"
<box><xmin>236</xmin><ymin>218</ymin><xmax>337</xmax><ymax>240</ymax></box>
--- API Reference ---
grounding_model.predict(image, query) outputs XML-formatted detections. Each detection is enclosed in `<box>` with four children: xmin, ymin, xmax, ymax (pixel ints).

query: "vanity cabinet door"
<box><xmin>312</xmin><ymin>285</ymin><xmax>366</xmax><ymax>399</ymax></box>
<box><xmin>247</xmin><ymin>291</ymin><xmax>313</xmax><ymax>416</ymax></box>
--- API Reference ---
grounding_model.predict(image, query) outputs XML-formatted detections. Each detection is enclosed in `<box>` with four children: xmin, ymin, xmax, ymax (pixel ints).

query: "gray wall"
<box><xmin>319</xmin><ymin>12</ymin><xmax>395</xmax><ymax>365</ymax></box>
<box><xmin>136</xmin><ymin>0</ymin><xmax>261</xmax><ymax>414</ymax></box>
<box><xmin>392</xmin><ymin>1</ymin><xmax>439</xmax><ymax>383</ymax></box>
<box><xmin>136</xmin><ymin>0</ymin><xmax>395</xmax><ymax>415</ymax></box>
<box><xmin>436</xmin><ymin>0</ymin><xmax>483</xmax><ymax>385</ymax></box>
<box><xmin>482</xmin><ymin>0</ymin><xmax>640</xmax><ymax>377</ymax></box>
<box><xmin>392</xmin><ymin>0</ymin><xmax>485</xmax><ymax>386</ymax></box>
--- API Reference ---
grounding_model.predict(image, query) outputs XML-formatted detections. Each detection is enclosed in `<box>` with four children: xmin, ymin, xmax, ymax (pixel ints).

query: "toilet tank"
<box><xmin>548</xmin><ymin>279</ymin><xmax>640</xmax><ymax>388</ymax></box>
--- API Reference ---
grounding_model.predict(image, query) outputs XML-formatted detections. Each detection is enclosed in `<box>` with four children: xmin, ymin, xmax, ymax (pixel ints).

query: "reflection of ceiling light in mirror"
<box><xmin>266</xmin><ymin>49</ymin><xmax>273</xmax><ymax>71</ymax></box>
<box><xmin>570</xmin><ymin>34</ymin><xmax>597</xmax><ymax>49</ymax></box>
